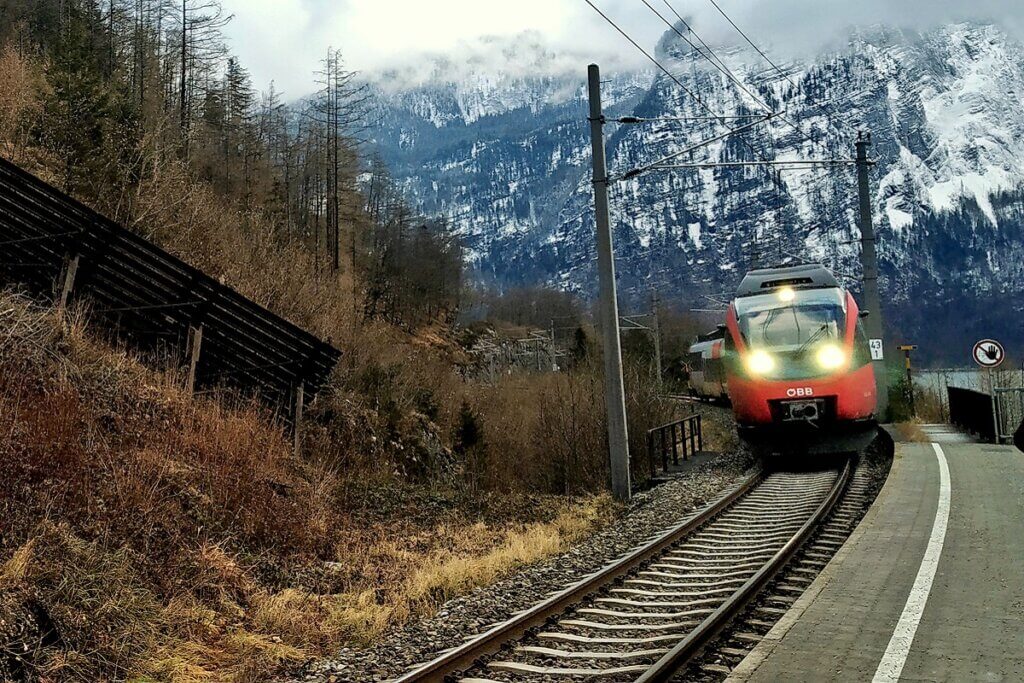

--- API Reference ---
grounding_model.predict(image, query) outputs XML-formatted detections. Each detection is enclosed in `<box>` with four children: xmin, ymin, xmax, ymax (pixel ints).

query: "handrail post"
<box><xmin>671</xmin><ymin>423</ymin><xmax>679</xmax><ymax>465</ymax></box>
<box><xmin>646</xmin><ymin>430</ymin><xmax>655</xmax><ymax>478</ymax></box>
<box><xmin>660</xmin><ymin>428</ymin><xmax>668</xmax><ymax>471</ymax></box>
<box><xmin>697</xmin><ymin>415</ymin><xmax>704</xmax><ymax>451</ymax></box>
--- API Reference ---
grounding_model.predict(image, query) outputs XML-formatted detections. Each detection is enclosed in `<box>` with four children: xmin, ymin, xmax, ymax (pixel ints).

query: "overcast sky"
<box><xmin>220</xmin><ymin>0</ymin><xmax>1021</xmax><ymax>97</ymax></box>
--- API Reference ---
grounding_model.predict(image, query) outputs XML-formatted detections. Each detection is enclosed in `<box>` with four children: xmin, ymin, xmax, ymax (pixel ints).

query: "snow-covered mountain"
<box><xmin>371</xmin><ymin>23</ymin><xmax>1024</xmax><ymax>363</ymax></box>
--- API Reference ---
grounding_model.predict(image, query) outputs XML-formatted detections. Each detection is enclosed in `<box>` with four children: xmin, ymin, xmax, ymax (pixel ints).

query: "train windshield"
<box><xmin>735</xmin><ymin>287</ymin><xmax>846</xmax><ymax>351</ymax></box>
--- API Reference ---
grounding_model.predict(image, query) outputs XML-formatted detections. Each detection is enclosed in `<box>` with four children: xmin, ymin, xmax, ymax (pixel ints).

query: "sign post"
<box><xmin>898</xmin><ymin>344</ymin><xmax>918</xmax><ymax>417</ymax></box>
<box><xmin>973</xmin><ymin>339</ymin><xmax>1006</xmax><ymax>442</ymax></box>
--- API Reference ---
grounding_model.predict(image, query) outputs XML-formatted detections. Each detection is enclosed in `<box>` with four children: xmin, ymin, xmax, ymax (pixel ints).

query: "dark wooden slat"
<box><xmin>0</xmin><ymin>156</ymin><xmax>341</xmax><ymax>405</ymax></box>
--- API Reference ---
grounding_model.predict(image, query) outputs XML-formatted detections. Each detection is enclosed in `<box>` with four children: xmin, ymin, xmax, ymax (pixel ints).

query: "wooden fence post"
<box><xmin>186</xmin><ymin>323</ymin><xmax>203</xmax><ymax>394</ymax></box>
<box><xmin>293</xmin><ymin>382</ymin><xmax>305</xmax><ymax>458</ymax></box>
<box><xmin>57</xmin><ymin>253</ymin><xmax>80</xmax><ymax>313</ymax></box>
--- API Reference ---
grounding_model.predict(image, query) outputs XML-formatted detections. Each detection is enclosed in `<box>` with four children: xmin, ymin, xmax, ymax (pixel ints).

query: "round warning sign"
<box><xmin>973</xmin><ymin>339</ymin><xmax>1005</xmax><ymax>368</ymax></box>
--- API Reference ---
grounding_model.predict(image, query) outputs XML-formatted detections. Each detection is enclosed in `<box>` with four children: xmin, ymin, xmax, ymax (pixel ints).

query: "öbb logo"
<box><xmin>786</xmin><ymin>387</ymin><xmax>814</xmax><ymax>398</ymax></box>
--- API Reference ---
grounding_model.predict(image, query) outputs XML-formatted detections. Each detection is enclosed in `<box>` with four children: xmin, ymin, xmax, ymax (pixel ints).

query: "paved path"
<box><xmin>729</xmin><ymin>434</ymin><xmax>1024</xmax><ymax>682</ymax></box>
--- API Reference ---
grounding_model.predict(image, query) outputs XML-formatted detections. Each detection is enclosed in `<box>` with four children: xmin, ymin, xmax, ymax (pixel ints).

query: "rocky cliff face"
<box><xmin>371</xmin><ymin>23</ymin><xmax>1024</xmax><ymax>363</ymax></box>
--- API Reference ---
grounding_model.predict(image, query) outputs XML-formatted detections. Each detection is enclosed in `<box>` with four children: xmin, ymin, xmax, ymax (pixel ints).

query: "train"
<box><xmin>687</xmin><ymin>264</ymin><xmax>878</xmax><ymax>454</ymax></box>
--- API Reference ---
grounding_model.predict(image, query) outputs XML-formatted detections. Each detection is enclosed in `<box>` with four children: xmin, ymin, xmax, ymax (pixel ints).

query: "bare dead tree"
<box><xmin>169</xmin><ymin>0</ymin><xmax>230</xmax><ymax>156</ymax></box>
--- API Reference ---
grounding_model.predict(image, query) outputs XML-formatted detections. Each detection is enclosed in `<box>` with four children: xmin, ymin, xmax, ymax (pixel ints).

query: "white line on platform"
<box><xmin>871</xmin><ymin>443</ymin><xmax>951</xmax><ymax>683</ymax></box>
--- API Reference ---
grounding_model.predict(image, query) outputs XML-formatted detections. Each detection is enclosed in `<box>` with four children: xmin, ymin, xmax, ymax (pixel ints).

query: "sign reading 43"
<box><xmin>869</xmin><ymin>339</ymin><xmax>884</xmax><ymax>361</ymax></box>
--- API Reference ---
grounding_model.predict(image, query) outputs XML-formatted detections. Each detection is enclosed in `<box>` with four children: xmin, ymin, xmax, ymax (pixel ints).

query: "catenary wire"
<box><xmin>583</xmin><ymin>0</ymin><xmax>725</xmax><ymax>120</ymax></box>
<box><xmin>584</xmin><ymin>0</ymin><xmax>778</xmax><ymax>183</ymax></box>
<box><xmin>638</xmin><ymin>0</ymin><xmax>774</xmax><ymax>115</ymax></box>
<box><xmin>701</xmin><ymin>0</ymin><xmax>858</xmax><ymax>140</ymax></box>
<box><xmin>655</xmin><ymin>0</ymin><xmax>837</xmax><ymax>157</ymax></box>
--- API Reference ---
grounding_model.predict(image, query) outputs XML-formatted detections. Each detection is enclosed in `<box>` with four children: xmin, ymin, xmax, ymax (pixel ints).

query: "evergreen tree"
<box><xmin>41</xmin><ymin>1</ymin><xmax>114</xmax><ymax>191</ymax></box>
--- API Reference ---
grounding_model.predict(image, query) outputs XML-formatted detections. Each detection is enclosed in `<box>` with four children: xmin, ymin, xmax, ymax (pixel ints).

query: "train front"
<box><xmin>725</xmin><ymin>272</ymin><xmax>878</xmax><ymax>454</ymax></box>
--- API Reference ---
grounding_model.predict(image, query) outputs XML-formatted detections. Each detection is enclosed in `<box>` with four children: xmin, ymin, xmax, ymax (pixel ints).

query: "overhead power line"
<box><xmin>585</xmin><ymin>0</ymin><xmax>784</xmax><ymax>188</ymax></box>
<box><xmin>647</xmin><ymin>159</ymin><xmax>860</xmax><ymax>171</ymax></box>
<box><xmin>583</xmin><ymin>0</ymin><xmax>725</xmax><ymax>120</ymax></box>
<box><xmin>639</xmin><ymin>0</ymin><xmax>774</xmax><ymax>115</ymax></box>
<box><xmin>585</xmin><ymin>0</ymin><xmax>867</xmax><ymax>269</ymax></box>
<box><xmin>618</xmin><ymin>112</ymin><xmax>778</xmax><ymax>180</ymax></box>
<box><xmin>653</xmin><ymin>0</ymin><xmax>836</xmax><ymax>158</ymax></box>
<box><xmin>616</xmin><ymin>115</ymin><xmax>763</xmax><ymax>123</ymax></box>
<box><xmin>701</xmin><ymin>0</ymin><xmax>856</xmax><ymax>140</ymax></box>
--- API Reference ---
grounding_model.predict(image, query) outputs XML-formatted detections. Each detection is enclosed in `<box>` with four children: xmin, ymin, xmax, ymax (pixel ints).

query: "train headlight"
<box><xmin>816</xmin><ymin>344</ymin><xmax>847</xmax><ymax>371</ymax></box>
<box><xmin>745</xmin><ymin>349</ymin><xmax>776</xmax><ymax>376</ymax></box>
<box><xmin>777</xmin><ymin>286</ymin><xmax>796</xmax><ymax>303</ymax></box>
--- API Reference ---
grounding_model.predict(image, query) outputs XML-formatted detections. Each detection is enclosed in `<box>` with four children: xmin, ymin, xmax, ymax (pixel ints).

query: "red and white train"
<box><xmin>687</xmin><ymin>264</ymin><xmax>878</xmax><ymax>454</ymax></box>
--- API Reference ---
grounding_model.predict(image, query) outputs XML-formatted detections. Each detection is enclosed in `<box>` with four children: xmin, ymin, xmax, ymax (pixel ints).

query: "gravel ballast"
<box><xmin>292</xmin><ymin>447</ymin><xmax>756</xmax><ymax>683</ymax></box>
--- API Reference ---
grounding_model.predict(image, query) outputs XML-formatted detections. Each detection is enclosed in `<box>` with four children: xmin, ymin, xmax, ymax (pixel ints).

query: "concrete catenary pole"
<box><xmin>856</xmin><ymin>132</ymin><xmax>889</xmax><ymax>420</ymax></box>
<box><xmin>651</xmin><ymin>289</ymin><xmax>663</xmax><ymax>386</ymax></box>
<box><xmin>588</xmin><ymin>64</ymin><xmax>631</xmax><ymax>502</ymax></box>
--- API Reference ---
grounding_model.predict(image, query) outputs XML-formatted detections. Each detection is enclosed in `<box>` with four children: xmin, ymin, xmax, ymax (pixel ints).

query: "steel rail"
<box><xmin>394</xmin><ymin>468</ymin><xmax>764</xmax><ymax>683</ymax></box>
<box><xmin>634</xmin><ymin>456</ymin><xmax>854</xmax><ymax>682</ymax></box>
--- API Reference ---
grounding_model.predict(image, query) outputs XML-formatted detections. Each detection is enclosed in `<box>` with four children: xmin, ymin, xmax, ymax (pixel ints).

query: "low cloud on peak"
<box><xmin>221</xmin><ymin>0</ymin><xmax>1024</xmax><ymax>97</ymax></box>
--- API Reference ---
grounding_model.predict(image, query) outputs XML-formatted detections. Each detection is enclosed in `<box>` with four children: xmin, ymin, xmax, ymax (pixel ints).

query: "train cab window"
<box><xmin>735</xmin><ymin>288</ymin><xmax>847</xmax><ymax>352</ymax></box>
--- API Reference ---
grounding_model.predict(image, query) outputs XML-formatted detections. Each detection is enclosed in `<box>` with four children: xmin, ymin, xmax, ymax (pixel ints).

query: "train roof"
<box><xmin>735</xmin><ymin>263</ymin><xmax>839</xmax><ymax>297</ymax></box>
<box><xmin>695</xmin><ymin>328</ymin><xmax>725</xmax><ymax>344</ymax></box>
<box><xmin>688</xmin><ymin>338</ymin><xmax>721</xmax><ymax>353</ymax></box>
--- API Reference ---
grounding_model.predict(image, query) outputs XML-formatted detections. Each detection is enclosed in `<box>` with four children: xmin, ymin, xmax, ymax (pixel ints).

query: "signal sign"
<box><xmin>869</xmin><ymin>339</ymin><xmax>884</xmax><ymax>361</ymax></box>
<box><xmin>973</xmin><ymin>339</ymin><xmax>1005</xmax><ymax>368</ymax></box>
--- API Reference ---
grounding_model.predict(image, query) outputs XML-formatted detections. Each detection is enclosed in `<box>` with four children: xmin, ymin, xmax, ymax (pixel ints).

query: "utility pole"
<box><xmin>651</xmin><ymin>290</ymin><xmax>663</xmax><ymax>386</ymax></box>
<box><xmin>856</xmin><ymin>132</ymin><xmax>889</xmax><ymax>420</ymax></box>
<box><xmin>588</xmin><ymin>64</ymin><xmax>631</xmax><ymax>502</ymax></box>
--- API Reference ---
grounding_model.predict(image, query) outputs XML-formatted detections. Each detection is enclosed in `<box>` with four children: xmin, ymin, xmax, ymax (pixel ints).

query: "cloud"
<box><xmin>220</xmin><ymin>0</ymin><xmax>1024</xmax><ymax>96</ymax></box>
<box><xmin>221</xmin><ymin>0</ymin><xmax>666</xmax><ymax>95</ymax></box>
<box><xmin>689</xmin><ymin>0</ymin><xmax>1024</xmax><ymax>57</ymax></box>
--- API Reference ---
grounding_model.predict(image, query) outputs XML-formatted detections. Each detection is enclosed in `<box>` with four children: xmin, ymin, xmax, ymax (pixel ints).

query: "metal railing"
<box><xmin>948</xmin><ymin>387</ymin><xmax>996</xmax><ymax>442</ymax></box>
<box><xmin>647</xmin><ymin>414</ymin><xmax>703</xmax><ymax>475</ymax></box>
<box><xmin>994</xmin><ymin>387</ymin><xmax>1024</xmax><ymax>444</ymax></box>
<box><xmin>918</xmin><ymin>368</ymin><xmax>1024</xmax><ymax>423</ymax></box>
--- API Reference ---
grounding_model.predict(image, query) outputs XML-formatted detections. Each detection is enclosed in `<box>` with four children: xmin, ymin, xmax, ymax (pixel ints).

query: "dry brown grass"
<box><xmin>0</xmin><ymin>291</ymin><xmax>614</xmax><ymax>682</ymax></box>
<box><xmin>891</xmin><ymin>421</ymin><xmax>931</xmax><ymax>443</ymax></box>
<box><xmin>246</xmin><ymin>495</ymin><xmax>612</xmax><ymax>649</ymax></box>
<box><xmin>458</xmin><ymin>359</ymin><xmax>680</xmax><ymax>493</ymax></box>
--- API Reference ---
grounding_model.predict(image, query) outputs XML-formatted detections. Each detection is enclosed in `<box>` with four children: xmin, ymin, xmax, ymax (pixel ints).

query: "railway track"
<box><xmin>396</xmin><ymin>457</ymin><xmax>854</xmax><ymax>683</ymax></box>
<box><xmin>691</xmin><ymin>456</ymin><xmax>882</xmax><ymax>679</ymax></box>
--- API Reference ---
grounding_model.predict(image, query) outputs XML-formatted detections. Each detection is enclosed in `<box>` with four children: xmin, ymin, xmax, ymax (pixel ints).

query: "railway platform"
<box><xmin>728</xmin><ymin>427</ymin><xmax>1024</xmax><ymax>682</ymax></box>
